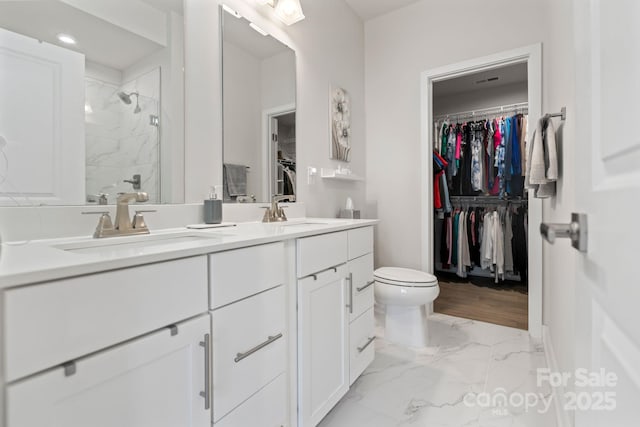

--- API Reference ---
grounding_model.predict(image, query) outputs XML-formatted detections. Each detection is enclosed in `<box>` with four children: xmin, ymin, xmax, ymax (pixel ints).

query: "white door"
<box><xmin>7</xmin><ymin>315</ymin><xmax>211</xmax><ymax>427</ymax></box>
<box><xmin>573</xmin><ymin>1</ymin><xmax>640</xmax><ymax>425</ymax></box>
<box><xmin>0</xmin><ymin>27</ymin><xmax>85</xmax><ymax>205</ymax></box>
<box><xmin>298</xmin><ymin>265</ymin><xmax>349</xmax><ymax>427</ymax></box>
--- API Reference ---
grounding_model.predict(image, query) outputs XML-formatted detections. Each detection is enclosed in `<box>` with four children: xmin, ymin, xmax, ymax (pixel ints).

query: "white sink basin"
<box><xmin>54</xmin><ymin>232</ymin><xmax>224</xmax><ymax>257</ymax></box>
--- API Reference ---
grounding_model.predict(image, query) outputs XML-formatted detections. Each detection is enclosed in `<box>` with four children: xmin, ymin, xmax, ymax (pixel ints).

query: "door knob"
<box><xmin>540</xmin><ymin>213</ymin><xmax>587</xmax><ymax>252</ymax></box>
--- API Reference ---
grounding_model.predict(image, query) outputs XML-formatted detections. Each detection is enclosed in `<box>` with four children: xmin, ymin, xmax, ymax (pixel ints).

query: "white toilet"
<box><xmin>374</xmin><ymin>267</ymin><xmax>440</xmax><ymax>348</ymax></box>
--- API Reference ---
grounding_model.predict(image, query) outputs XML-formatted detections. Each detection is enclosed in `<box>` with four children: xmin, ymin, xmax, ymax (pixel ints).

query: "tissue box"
<box><xmin>338</xmin><ymin>209</ymin><xmax>360</xmax><ymax>219</ymax></box>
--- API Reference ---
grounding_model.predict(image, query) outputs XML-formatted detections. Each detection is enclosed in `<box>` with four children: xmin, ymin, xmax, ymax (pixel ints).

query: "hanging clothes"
<box><xmin>432</xmin><ymin>107</ymin><xmax>529</xmax><ymax>283</ymax></box>
<box><xmin>470</xmin><ymin>123</ymin><xmax>484</xmax><ymax>192</ymax></box>
<box><xmin>504</xmin><ymin>210</ymin><xmax>514</xmax><ymax>274</ymax></box>
<box><xmin>525</xmin><ymin>116</ymin><xmax>558</xmax><ymax>198</ymax></box>
<box><xmin>452</xmin><ymin>210</ymin><xmax>460</xmax><ymax>267</ymax></box>
<box><xmin>511</xmin><ymin>206</ymin><xmax>528</xmax><ymax>282</ymax></box>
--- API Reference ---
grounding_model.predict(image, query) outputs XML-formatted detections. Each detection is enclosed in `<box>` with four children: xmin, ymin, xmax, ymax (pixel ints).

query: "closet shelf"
<box><xmin>320</xmin><ymin>168</ymin><xmax>363</xmax><ymax>181</ymax></box>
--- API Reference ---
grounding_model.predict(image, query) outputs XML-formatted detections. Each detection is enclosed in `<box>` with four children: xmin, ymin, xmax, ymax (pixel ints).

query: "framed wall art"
<box><xmin>330</xmin><ymin>85</ymin><xmax>351</xmax><ymax>162</ymax></box>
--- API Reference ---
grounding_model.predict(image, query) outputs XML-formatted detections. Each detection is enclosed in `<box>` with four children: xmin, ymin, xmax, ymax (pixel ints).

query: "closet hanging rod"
<box><xmin>449</xmin><ymin>195</ymin><xmax>527</xmax><ymax>203</ymax></box>
<box><xmin>544</xmin><ymin>107</ymin><xmax>566</xmax><ymax>121</ymax></box>
<box><xmin>433</xmin><ymin>102</ymin><xmax>529</xmax><ymax>121</ymax></box>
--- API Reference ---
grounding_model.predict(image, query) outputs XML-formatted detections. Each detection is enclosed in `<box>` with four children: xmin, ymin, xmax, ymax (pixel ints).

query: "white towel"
<box><xmin>525</xmin><ymin>117</ymin><xmax>558</xmax><ymax>198</ymax></box>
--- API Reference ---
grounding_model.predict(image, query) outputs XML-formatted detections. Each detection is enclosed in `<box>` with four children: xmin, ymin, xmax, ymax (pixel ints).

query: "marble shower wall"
<box><xmin>85</xmin><ymin>68</ymin><xmax>160</xmax><ymax>204</ymax></box>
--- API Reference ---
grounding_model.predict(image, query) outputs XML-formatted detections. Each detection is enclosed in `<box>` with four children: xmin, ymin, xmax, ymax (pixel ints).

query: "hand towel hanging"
<box><xmin>525</xmin><ymin>117</ymin><xmax>558</xmax><ymax>198</ymax></box>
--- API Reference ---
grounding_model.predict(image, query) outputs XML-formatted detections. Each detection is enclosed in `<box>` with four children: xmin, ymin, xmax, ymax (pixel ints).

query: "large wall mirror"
<box><xmin>221</xmin><ymin>6</ymin><xmax>296</xmax><ymax>203</ymax></box>
<box><xmin>0</xmin><ymin>0</ymin><xmax>185</xmax><ymax>205</ymax></box>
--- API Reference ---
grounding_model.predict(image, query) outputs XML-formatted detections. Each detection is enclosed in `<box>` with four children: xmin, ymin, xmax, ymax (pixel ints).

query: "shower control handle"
<box><xmin>124</xmin><ymin>174</ymin><xmax>141</xmax><ymax>190</ymax></box>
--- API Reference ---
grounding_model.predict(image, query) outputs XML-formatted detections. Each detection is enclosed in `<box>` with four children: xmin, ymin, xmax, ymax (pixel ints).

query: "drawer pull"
<box><xmin>357</xmin><ymin>280</ymin><xmax>375</xmax><ymax>293</ymax></box>
<box><xmin>346</xmin><ymin>273</ymin><xmax>353</xmax><ymax>314</ymax></box>
<box><xmin>234</xmin><ymin>333</ymin><xmax>283</xmax><ymax>363</ymax></box>
<box><xmin>199</xmin><ymin>333</ymin><xmax>211</xmax><ymax>410</ymax></box>
<box><xmin>62</xmin><ymin>361</ymin><xmax>77</xmax><ymax>377</ymax></box>
<box><xmin>357</xmin><ymin>336</ymin><xmax>375</xmax><ymax>353</ymax></box>
<box><xmin>310</xmin><ymin>266</ymin><xmax>340</xmax><ymax>280</ymax></box>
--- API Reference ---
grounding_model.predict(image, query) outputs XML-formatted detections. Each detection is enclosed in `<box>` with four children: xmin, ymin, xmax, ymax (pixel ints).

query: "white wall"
<box><xmin>541</xmin><ymin>0</ymin><xmax>577</xmax><ymax>408</ymax></box>
<box><xmin>261</xmin><ymin>49</ymin><xmax>296</xmax><ymax>111</ymax></box>
<box><xmin>433</xmin><ymin>82</ymin><xmax>528</xmax><ymax>116</ymax></box>
<box><xmin>184</xmin><ymin>0</ymin><xmax>223</xmax><ymax>203</ymax></box>
<box><xmin>364</xmin><ymin>0</ymin><xmax>577</xmax><ymax>383</ymax></box>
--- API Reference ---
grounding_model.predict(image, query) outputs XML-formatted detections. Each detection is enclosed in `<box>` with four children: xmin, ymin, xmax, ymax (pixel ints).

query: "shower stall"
<box><xmin>84</xmin><ymin>68</ymin><xmax>161</xmax><ymax>204</ymax></box>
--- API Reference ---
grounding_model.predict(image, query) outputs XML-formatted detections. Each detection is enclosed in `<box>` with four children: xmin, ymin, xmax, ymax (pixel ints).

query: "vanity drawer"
<box><xmin>4</xmin><ymin>256</ymin><xmax>208</xmax><ymax>382</ymax></box>
<box><xmin>348</xmin><ymin>253</ymin><xmax>375</xmax><ymax>321</ymax></box>
<box><xmin>211</xmin><ymin>285</ymin><xmax>286</xmax><ymax>422</ymax></box>
<box><xmin>209</xmin><ymin>242</ymin><xmax>285</xmax><ymax>309</ymax></box>
<box><xmin>349</xmin><ymin>307</ymin><xmax>375</xmax><ymax>385</ymax></box>
<box><xmin>296</xmin><ymin>231</ymin><xmax>347</xmax><ymax>278</ymax></box>
<box><xmin>215</xmin><ymin>374</ymin><xmax>287</xmax><ymax>427</ymax></box>
<box><xmin>347</xmin><ymin>226</ymin><xmax>373</xmax><ymax>260</ymax></box>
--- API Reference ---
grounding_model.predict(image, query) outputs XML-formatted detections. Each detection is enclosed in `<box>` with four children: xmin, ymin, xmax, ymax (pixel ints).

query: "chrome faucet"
<box><xmin>83</xmin><ymin>192</ymin><xmax>153</xmax><ymax>238</ymax></box>
<box><xmin>262</xmin><ymin>195</ymin><xmax>296</xmax><ymax>222</ymax></box>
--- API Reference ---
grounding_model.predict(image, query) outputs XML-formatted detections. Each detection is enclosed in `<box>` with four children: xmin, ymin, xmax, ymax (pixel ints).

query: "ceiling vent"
<box><xmin>475</xmin><ymin>76</ymin><xmax>499</xmax><ymax>85</ymax></box>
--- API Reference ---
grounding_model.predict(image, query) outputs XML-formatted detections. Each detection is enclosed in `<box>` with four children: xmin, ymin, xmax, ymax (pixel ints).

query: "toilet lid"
<box><xmin>374</xmin><ymin>267</ymin><xmax>438</xmax><ymax>287</ymax></box>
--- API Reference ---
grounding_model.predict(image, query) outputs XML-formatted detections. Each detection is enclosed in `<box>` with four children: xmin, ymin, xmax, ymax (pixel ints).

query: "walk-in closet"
<box><xmin>431</xmin><ymin>63</ymin><xmax>530</xmax><ymax>330</ymax></box>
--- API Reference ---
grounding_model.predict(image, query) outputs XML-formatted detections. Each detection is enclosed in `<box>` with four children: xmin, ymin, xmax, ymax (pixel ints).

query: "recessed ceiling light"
<box><xmin>56</xmin><ymin>33</ymin><xmax>76</xmax><ymax>45</ymax></box>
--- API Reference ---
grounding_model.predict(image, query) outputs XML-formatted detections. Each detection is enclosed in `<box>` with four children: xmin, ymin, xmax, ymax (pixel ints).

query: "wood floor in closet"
<box><xmin>434</xmin><ymin>274</ymin><xmax>528</xmax><ymax>330</ymax></box>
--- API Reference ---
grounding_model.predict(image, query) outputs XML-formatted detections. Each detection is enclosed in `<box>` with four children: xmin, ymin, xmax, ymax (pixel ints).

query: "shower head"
<box><xmin>117</xmin><ymin>91</ymin><xmax>141</xmax><ymax>114</ymax></box>
<box><xmin>117</xmin><ymin>91</ymin><xmax>133</xmax><ymax>104</ymax></box>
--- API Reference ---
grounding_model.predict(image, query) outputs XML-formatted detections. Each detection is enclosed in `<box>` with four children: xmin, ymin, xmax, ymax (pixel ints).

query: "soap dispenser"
<box><xmin>204</xmin><ymin>186</ymin><xmax>222</xmax><ymax>224</ymax></box>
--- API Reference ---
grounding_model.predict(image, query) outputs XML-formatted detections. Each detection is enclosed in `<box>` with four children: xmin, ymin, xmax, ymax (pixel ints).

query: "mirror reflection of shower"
<box><xmin>85</xmin><ymin>67</ymin><xmax>161</xmax><ymax>205</ymax></box>
<box><xmin>117</xmin><ymin>91</ymin><xmax>141</xmax><ymax>114</ymax></box>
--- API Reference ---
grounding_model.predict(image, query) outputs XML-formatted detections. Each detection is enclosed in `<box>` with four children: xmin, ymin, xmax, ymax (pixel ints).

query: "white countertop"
<box><xmin>0</xmin><ymin>218</ymin><xmax>378</xmax><ymax>290</ymax></box>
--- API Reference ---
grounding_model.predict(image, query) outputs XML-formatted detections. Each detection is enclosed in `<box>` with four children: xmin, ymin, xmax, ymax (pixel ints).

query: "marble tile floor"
<box><xmin>319</xmin><ymin>313</ymin><xmax>557</xmax><ymax>427</ymax></box>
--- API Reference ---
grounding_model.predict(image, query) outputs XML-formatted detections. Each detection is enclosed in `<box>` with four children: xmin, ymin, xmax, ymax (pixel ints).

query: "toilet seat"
<box><xmin>374</xmin><ymin>267</ymin><xmax>438</xmax><ymax>288</ymax></box>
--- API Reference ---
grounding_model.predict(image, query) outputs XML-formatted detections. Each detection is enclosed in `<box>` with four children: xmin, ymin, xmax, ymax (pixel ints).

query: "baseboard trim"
<box><xmin>542</xmin><ymin>325</ymin><xmax>573</xmax><ymax>427</ymax></box>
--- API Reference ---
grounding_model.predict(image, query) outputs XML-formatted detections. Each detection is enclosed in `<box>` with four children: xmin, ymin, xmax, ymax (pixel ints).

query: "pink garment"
<box><xmin>455</xmin><ymin>130</ymin><xmax>462</xmax><ymax>161</ymax></box>
<box><xmin>493</xmin><ymin>118</ymin><xmax>502</xmax><ymax>148</ymax></box>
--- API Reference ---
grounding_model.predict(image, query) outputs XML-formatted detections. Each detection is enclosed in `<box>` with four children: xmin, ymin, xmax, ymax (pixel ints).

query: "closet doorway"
<box><xmin>420</xmin><ymin>45</ymin><xmax>543</xmax><ymax>338</ymax></box>
<box><xmin>263</xmin><ymin>104</ymin><xmax>296</xmax><ymax>202</ymax></box>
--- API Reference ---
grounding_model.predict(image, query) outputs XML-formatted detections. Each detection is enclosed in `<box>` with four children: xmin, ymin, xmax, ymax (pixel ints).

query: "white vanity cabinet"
<box><xmin>3</xmin><ymin>256</ymin><xmax>211</xmax><ymax>427</ymax></box>
<box><xmin>296</xmin><ymin>227</ymin><xmax>375</xmax><ymax>427</ymax></box>
<box><xmin>7</xmin><ymin>315</ymin><xmax>211</xmax><ymax>427</ymax></box>
<box><xmin>208</xmin><ymin>242</ymin><xmax>289</xmax><ymax>426</ymax></box>
<box><xmin>297</xmin><ymin>263</ymin><xmax>350</xmax><ymax>427</ymax></box>
<box><xmin>346</xmin><ymin>227</ymin><xmax>376</xmax><ymax>385</ymax></box>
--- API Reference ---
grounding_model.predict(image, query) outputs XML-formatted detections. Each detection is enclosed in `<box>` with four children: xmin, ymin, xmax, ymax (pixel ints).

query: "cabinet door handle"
<box><xmin>356</xmin><ymin>280</ymin><xmax>375</xmax><ymax>293</ymax></box>
<box><xmin>199</xmin><ymin>334</ymin><xmax>211</xmax><ymax>410</ymax></box>
<box><xmin>357</xmin><ymin>336</ymin><xmax>375</xmax><ymax>353</ymax></box>
<box><xmin>346</xmin><ymin>273</ymin><xmax>353</xmax><ymax>314</ymax></box>
<box><xmin>234</xmin><ymin>333</ymin><xmax>283</xmax><ymax>363</ymax></box>
<box><xmin>310</xmin><ymin>265</ymin><xmax>340</xmax><ymax>280</ymax></box>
